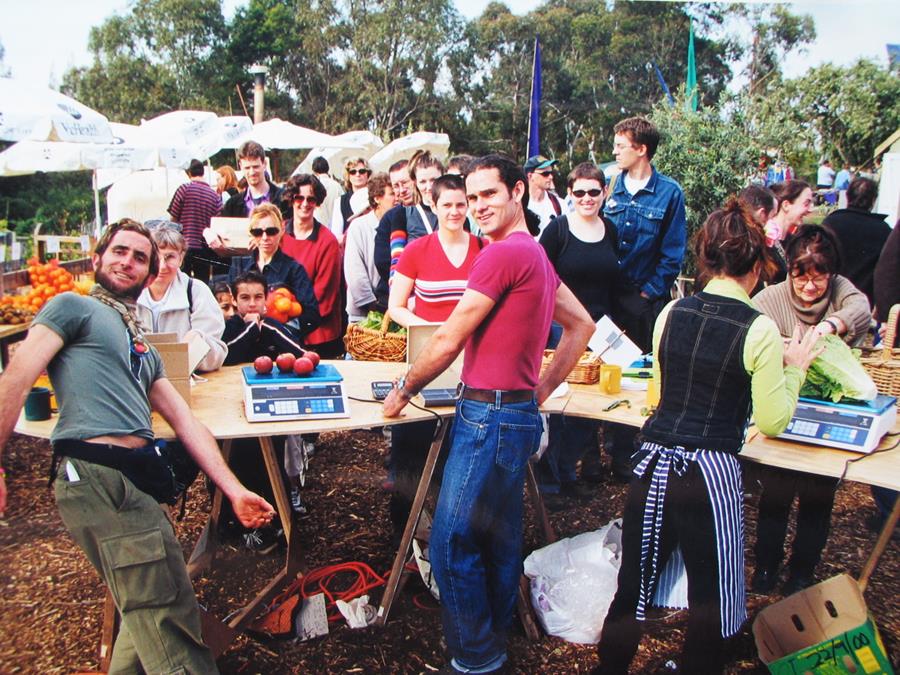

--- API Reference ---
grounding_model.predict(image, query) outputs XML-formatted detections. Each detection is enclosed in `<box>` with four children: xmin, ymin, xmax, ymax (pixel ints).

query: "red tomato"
<box><xmin>293</xmin><ymin>356</ymin><xmax>314</xmax><ymax>376</ymax></box>
<box><xmin>304</xmin><ymin>351</ymin><xmax>320</xmax><ymax>368</ymax></box>
<box><xmin>254</xmin><ymin>355</ymin><xmax>273</xmax><ymax>374</ymax></box>
<box><xmin>275</xmin><ymin>353</ymin><xmax>296</xmax><ymax>373</ymax></box>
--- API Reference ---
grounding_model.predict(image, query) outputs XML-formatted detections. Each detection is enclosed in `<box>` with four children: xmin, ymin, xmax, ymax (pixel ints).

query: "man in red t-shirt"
<box><xmin>383</xmin><ymin>155</ymin><xmax>594</xmax><ymax>675</ymax></box>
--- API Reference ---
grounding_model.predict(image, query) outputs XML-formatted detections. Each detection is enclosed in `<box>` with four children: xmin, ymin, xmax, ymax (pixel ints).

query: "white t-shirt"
<box><xmin>816</xmin><ymin>165</ymin><xmax>835</xmax><ymax>187</ymax></box>
<box><xmin>529</xmin><ymin>192</ymin><xmax>561</xmax><ymax>238</ymax></box>
<box><xmin>624</xmin><ymin>173</ymin><xmax>651</xmax><ymax>196</ymax></box>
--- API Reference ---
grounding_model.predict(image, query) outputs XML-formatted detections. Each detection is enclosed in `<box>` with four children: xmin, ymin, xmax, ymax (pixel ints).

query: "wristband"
<box><xmin>824</xmin><ymin>318</ymin><xmax>840</xmax><ymax>334</ymax></box>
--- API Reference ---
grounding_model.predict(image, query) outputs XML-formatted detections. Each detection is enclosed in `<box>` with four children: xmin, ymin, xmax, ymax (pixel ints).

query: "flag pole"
<box><xmin>527</xmin><ymin>36</ymin><xmax>542</xmax><ymax>158</ymax></box>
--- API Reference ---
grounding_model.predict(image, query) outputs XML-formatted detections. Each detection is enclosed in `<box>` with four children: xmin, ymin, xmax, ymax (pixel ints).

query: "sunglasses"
<box><xmin>249</xmin><ymin>227</ymin><xmax>281</xmax><ymax>238</ymax></box>
<box><xmin>536</xmin><ymin>170</ymin><xmax>554</xmax><ymax>177</ymax></box>
<box><xmin>144</xmin><ymin>219</ymin><xmax>183</xmax><ymax>233</ymax></box>
<box><xmin>572</xmin><ymin>189</ymin><xmax>603</xmax><ymax>198</ymax></box>
<box><xmin>293</xmin><ymin>195</ymin><xmax>318</xmax><ymax>205</ymax></box>
<box><xmin>348</xmin><ymin>168</ymin><xmax>370</xmax><ymax>176</ymax></box>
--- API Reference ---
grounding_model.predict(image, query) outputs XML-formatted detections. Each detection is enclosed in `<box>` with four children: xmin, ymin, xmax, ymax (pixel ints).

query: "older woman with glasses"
<box><xmin>136</xmin><ymin>220</ymin><xmax>226</xmax><ymax>372</ymax></box>
<box><xmin>750</xmin><ymin>224</ymin><xmax>871</xmax><ymax>596</ymax></box>
<box><xmin>330</xmin><ymin>157</ymin><xmax>371</xmax><ymax>239</ymax></box>
<box><xmin>227</xmin><ymin>203</ymin><xmax>321</xmax><ymax>340</ymax></box>
<box><xmin>280</xmin><ymin>174</ymin><xmax>343</xmax><ymax>359</ymax></box>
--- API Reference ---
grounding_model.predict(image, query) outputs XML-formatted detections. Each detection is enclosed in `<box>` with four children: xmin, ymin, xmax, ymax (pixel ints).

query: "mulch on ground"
<box><xmin>0</xmin><ymin>429</ymin><xmax>896</xmax><ymax>674</ymax></box>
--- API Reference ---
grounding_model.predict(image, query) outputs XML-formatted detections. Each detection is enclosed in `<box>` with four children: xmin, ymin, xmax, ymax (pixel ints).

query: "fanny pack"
<box><xmin>50</xmin><ymin>438</ymin><xmax>179</xmax><ymax>505</ymax></box>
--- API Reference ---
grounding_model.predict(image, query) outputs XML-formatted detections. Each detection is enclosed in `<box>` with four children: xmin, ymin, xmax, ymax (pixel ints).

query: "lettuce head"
<box><xmin>799</xmin><ymin>334</ymin><xmax>877</xmax><ymax>402</ymax></box>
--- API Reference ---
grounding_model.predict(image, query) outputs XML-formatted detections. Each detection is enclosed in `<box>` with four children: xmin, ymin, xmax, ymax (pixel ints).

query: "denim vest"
<box><xmin>642</xmin><ymin>292</ymin><xmax>759</xmax><ymax>454</ymax></box>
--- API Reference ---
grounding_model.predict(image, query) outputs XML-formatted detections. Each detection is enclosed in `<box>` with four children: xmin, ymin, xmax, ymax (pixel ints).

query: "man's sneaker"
<box><xmin>290</xmin><ymin>488</ymin><xmax>307</xmax><ymax>515</ymax></box>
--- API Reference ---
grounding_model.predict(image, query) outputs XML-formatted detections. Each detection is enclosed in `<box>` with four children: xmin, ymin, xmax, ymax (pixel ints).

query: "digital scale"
<box><xmin>777</xmin><ymin>394</ymin><xmax>897</xmax><ymax>454</ymax></box>
<box><xmin>241</xmin><ymin>364</ymin><xmax>350</xmax><ymax>422</ymax></box>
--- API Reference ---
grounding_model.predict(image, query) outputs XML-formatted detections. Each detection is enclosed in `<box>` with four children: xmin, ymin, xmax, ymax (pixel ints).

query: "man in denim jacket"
<box><xmin>604</xmin><ymin>117</ymin><xmax>686</xmax><ymax>479</ymax></box>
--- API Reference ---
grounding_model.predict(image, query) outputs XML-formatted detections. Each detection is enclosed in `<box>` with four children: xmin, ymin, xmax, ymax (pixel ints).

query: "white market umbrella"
<box><xmin>0</xmin><ymin>78</ymin><xmax>114</xmax><ymax>144</ymax></box>
<box><xmin>226</xmin><ymin>118</ymin><xmax>353</xmax><ymax>151</ymax></box>
<box><xmin>294</xmin><ymin>130</ymin><xmax>385</xmax><ymax>176</ymax></box>
<box><xmin>368</xmin><ymin>131</ymin><xmax>450</xmax><ymax>173</ymax></box>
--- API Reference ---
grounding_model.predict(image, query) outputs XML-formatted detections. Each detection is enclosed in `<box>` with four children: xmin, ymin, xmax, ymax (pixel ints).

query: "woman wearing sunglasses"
<box><xmin>750</xmin><ymin>224</ymin><xmax>871</xmax><ymax>596</ymax></box>
<box><xmin>535</xmin><ymin>162</ymin><xmax>621</xmax><ymax>508</ymax></box>
<box><xmin>330</xmin><ymin>157</ymin><xmax>371</xmax><ymax>240</ymax></box>
<box><xmin>280</xmin><ymin>174</ymin><xmax>344</xmax><ymax>359</ymax></box>
<box><xmin>227</xmin><ymin>203</ymin><xmax>321</xmax><ymax>339</ymax></box>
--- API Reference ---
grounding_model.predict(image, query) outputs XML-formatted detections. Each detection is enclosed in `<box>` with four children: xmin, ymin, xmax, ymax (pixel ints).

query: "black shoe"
<box><xmin>750</xmin><ymin>568</ymin><xmax>778</xmax><ymax>594</ymax></box>
<box><xmin>782</xmin><ymin>573</ymin><xmax>815</xmax><ymax>596</ymax></box>
<box><xmin>581</xmin><ymin>470</ymin><xmax>606</xmax><ymax>484</ymax></box>
<box><xmin>560</xmin><ymin>480</ymin><xmax>595</xmax><ymax>502</ymax></box>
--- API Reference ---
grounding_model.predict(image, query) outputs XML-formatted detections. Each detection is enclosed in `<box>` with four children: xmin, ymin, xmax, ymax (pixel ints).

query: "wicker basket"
<box><xmin>540</xmin><ymin>349</ymin><xmax>602</xmax><ymax>384</ymax></box>
<box><xmin>860</xmin><ymin>304</ymin><xmax>900</xmax><ymax>399</ymax></box>
<box><xmin>343</xmin><ymin>311</ymin><xmax>407</xmax><ymax>362</ymax></box>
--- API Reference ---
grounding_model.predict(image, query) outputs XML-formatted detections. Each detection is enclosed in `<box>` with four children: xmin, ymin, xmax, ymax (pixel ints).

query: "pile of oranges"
<box><xmin>0</xmin><ymin>258</ymin><xmax>86</xmax><ymax>316</ymax></box>
<box><xmin>265</xmin><ymin>287</ymin><xmax>303</xmax><ymax>324</ymax></box>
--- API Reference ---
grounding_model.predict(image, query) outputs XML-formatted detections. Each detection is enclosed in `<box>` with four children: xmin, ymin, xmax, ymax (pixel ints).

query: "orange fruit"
<box><xmin>274</xmin><ymin>296</ymin><xmax>292</xmax><ymax>313</ymax></box>
<box><xmin>290</xmin><ymin>302</ymin><xmax>302</xmax><ymax>317</ymax></box>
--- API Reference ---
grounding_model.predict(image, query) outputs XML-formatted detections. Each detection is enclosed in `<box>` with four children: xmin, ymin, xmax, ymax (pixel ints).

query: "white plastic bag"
<box><xmin>523</xmin><ymin>519</ymin><xmax>623</xmax><ymax>644</ymax></box>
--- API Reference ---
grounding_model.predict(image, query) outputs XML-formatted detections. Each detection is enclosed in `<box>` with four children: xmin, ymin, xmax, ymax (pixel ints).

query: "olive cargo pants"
<box><xmin>55</xmin><ymin>457</ymin><xmax>217</xmax><ymax>675</ymax></box>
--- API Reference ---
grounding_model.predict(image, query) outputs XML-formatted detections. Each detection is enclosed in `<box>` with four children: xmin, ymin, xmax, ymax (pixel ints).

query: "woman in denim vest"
<box><xmin>593</xmin><ymin>198</ymin><xmax>821</xmax><ymax>675</ymax></box>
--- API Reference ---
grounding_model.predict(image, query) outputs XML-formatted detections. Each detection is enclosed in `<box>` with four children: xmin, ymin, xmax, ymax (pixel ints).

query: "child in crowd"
<box><xmin>213</xmin><ymin>281</ymin><xmax>236</xmax><ymax>321</ymax></box>
<box><xmin>223</xmin><ymin>270</ymin><xmax>310</xmax><ymax>519</ymax></box>
<box><xmin>223</xmin><ymin>271</ymin><xmax>305</xmax><ymax>365</ymax></box>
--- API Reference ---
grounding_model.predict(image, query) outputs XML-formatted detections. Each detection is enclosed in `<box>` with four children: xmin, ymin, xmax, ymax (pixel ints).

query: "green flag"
<box><xmin>686</xmin><ymin>19</ymin><xmax>698</xmax><ymax>111</ymax></box>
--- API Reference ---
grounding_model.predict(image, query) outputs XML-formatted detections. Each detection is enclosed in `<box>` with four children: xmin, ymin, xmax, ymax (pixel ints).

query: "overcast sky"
<box><xmin>1</xmin><ymin>0</ymin><xmax>897</xmax><ymax>91</ymax></box>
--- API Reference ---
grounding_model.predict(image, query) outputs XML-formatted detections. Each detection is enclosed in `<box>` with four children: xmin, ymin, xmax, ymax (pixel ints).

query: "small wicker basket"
<box><xmin>540</xmin><ymin>349</ymin><xmax>602</xmax><ymax>384</ymax></box>
<box><xmin>343</xmin><ymin>311</ymin><xmax>407</xmax><ymax>362</ymax></box>
<box><xmin>860</xmin><ymin>304</ymin><xmax>900</xmax><ymax>400</ymax></box>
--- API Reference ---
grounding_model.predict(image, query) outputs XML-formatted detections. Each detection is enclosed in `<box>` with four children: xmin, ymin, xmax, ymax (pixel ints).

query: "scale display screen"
<box><xmin>777</xmin><ymin>395</ymin><xmax>896</xmax><ymax>453</ymax></box>
<box><xmin>241</xmin><ymin>364</ymin><xmax>350</xmax><ymax>422</ymax></box>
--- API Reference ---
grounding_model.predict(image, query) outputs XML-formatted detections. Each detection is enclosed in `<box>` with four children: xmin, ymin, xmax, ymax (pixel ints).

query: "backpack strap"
<box><xmin>187</xmin><ymin>277</ymin><xmax>194</xmax><ymax>313</ymax></box>
<box><xmin>548</xmin><ymin>191</ymin><xmax>562</xmax><ymax>216</ymax></box>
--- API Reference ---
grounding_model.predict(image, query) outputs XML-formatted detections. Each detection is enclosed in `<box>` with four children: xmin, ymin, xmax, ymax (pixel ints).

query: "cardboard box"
<box><xmin>753</xmin><ymin>574</ymin><xmax>894</xmax><ymax>675</ymax></box>
<box><xmin>145</xmin><ymin>333</ymin><xmax>210</xmax><ymax>405</ymax></box>
<box><xmin>208</xmin><ymin>216</ymin><xmax>251</xmax><ymax>254</ymax></box>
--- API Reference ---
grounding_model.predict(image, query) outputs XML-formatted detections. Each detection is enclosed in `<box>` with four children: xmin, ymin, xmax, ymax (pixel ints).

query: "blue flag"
<box><xmin>528</xmin><ymin>36</ymin><xmax>542</xmax><ymax>158</ymax></box>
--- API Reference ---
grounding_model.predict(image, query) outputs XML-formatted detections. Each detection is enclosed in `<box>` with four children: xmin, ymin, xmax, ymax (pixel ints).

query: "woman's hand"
<box><xmin>783</xmin><ymin>324</ymin><xmax>825</xmax><ymax>371</ymax></box>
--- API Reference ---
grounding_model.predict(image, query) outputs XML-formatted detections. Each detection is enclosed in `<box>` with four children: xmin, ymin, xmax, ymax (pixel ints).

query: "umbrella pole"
<box><xmin>93</xmin><ymin>170</ymin><xmax>102</xmax><ymax>237</ymax></box>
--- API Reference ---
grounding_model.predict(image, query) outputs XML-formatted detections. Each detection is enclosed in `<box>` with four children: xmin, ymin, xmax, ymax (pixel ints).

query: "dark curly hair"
<box><xmin>283</xmin><ymin>173</ymin><xmax>327</xmax><ymax>207</ymax></box>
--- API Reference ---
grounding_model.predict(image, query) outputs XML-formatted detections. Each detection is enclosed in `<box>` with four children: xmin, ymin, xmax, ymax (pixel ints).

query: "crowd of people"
<box><xmin>0</xmin><ymin>117</ymin><xmax>897</xmax><ymax>674</ymax></box>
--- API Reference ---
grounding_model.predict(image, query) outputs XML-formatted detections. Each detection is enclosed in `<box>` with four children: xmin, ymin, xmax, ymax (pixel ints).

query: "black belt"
<box><xmin>460</xmin><ymin>387</ymin><xmax>534</xmax><ymax>404</ymax></box>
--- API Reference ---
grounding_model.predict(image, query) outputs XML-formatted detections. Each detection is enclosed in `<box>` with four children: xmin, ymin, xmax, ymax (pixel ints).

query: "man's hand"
<box><xmin>382</xmin><ymin>386</ymin><xmax>409</xmax><ymax>418</ymax></box>
<box><xmin>204</xmin><ymin>228</ymin><xmax>227</xmax><ymax>252</ymax></box>
<box><xmin>231</xmin><ymin>490</ymin><xmax>276</xmax><ymax>529</ymax></box>
<box><xmin>244</xmin><ymin>312</ymin><xmax>262</xmax><ymax>326</ymax></box>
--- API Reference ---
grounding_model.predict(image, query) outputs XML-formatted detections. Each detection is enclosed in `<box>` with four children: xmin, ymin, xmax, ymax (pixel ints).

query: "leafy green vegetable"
<box><xmin>356</xmin><ymin>311</ymin><xmax>406</xmax><ymax>335</ymax></box>
<box><xmin>799</xmin><ymin>334</ymin><xmax>877</xmax><ymax>402</ymax></box>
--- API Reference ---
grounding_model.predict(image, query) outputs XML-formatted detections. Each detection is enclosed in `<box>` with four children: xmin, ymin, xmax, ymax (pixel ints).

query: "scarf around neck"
<box><xmin>89</xmin><ymin>284</ymin><xmax>149</xmax><ymax>353</ymax></box>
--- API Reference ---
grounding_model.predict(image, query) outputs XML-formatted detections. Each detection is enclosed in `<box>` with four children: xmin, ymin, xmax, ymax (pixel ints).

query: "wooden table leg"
<box><xmin>188</xmin><ymin>440</ymin><xmax>231</xmax><ymax>578</ymax></box>
<box><xmin>858</xmin><ymin>493</ymin><xmax>900</xmax><ymax>594</ymax></box>
<box><xmin>260</xmin><ymin>436</ymin><xmax>293</xmax><ymax>543</ymax></box>
<box><xmin>99</xmin><ymin>590</ymin><xmax>118</xmax><ymax>672</ymax></box>
<box><xmin>525</xmin><ymin>460</ymin><xmax>557</xmax><ymax>545</ymax></box>
<box><xmin>375</xmin><ymin>421</ymin><xmax>447</xmax><ymax>627</ymax></box>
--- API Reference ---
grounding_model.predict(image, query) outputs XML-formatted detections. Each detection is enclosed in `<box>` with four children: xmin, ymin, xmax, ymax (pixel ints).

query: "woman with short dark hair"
<box><xmin>751</xmin><ymin>224</ymin><xmax>872</xmax><ymax>597</ymax></box>
<box><xmin>280</xmin><ymin>174</ymin><xmax>342</xmax><ymax>358</ymax></box>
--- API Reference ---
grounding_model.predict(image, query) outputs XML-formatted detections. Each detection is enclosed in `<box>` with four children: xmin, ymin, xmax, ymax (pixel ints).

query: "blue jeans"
<box><xmin>431</xmin><ymin>396</ymin><xmax>542</xmax><ymax>671</ymax></box>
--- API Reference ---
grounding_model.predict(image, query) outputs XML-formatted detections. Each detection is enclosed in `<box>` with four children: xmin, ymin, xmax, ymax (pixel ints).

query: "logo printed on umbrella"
<box><xmin>56</xmin><ymin>103</ymin><xmax>83</xmax><ymax>120</ymax></box>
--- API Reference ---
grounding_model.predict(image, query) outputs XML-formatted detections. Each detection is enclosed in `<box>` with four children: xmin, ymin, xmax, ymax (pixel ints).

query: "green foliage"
<box><xmin>0</xmin><ymin>172</ymin><xmax>96</xmax><ymax>236</ymax></box>
<box><xmin>650</xmin><ymin>91</ymin><xmax>761</xmax><ymax>275</ymax></box>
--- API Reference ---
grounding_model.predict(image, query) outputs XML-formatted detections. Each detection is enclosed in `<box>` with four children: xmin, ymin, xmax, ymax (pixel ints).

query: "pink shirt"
<box><xmin>396</xmin><ymin>232</ymin><xmax>483</xmax><ymax>322</ymax></box>
<box><xmin>463</xmin><ymin>231</ymin><xmax>559</xmax><ymax>390</ymax></box>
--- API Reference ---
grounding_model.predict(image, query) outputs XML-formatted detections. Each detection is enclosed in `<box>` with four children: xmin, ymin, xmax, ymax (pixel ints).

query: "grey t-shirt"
<box><xmin>34</xmin><ymin>293</ymin><xmax>165</xmax><ymax>443</ymax></box>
